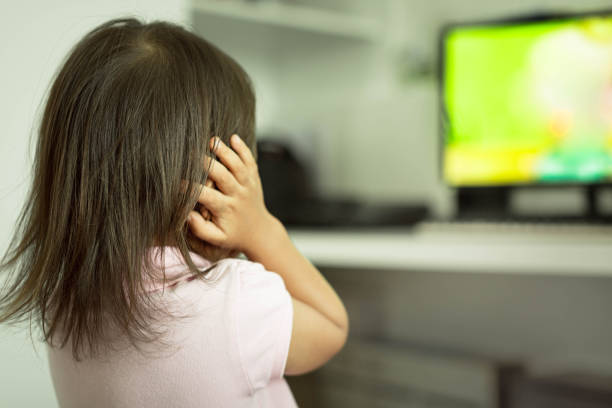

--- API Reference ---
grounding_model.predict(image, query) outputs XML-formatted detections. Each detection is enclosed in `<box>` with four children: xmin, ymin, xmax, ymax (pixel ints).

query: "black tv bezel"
<box><xmin>437</xmin><ymin>9</ymin><xmax>612</xmax><ymax>189</ymax></box>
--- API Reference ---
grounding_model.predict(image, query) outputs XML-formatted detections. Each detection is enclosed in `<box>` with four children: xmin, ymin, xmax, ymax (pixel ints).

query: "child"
<box><xmin>0</xmin><ymin>17</ymin><xmax>348</xmax><ymax>407</ymax></box>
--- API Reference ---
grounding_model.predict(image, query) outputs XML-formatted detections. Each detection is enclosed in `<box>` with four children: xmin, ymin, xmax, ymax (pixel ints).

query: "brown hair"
<box><xmin>0</xmin><ymin>17</ymin><xmax>255</xmax><ymax>359</ymax></box>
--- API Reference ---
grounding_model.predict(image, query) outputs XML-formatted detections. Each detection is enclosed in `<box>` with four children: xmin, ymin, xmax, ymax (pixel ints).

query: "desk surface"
<box><xmin>288</xmin><ymin>222</ymin><xmax>612</xmax><ymax>276</ymax></box>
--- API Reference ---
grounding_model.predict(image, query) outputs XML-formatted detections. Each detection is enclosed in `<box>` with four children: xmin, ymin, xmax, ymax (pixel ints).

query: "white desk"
<box><xmin>289</xmin><ymin>223</ymin><xmax>612</xmax><ymax>276</ymax></box>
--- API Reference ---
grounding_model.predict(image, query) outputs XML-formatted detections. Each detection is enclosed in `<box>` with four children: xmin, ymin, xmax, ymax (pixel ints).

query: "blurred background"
<box><xmin>2</xmin><ymin>0</ymin><xmax>612</xmax><ymax>406</ymax></box>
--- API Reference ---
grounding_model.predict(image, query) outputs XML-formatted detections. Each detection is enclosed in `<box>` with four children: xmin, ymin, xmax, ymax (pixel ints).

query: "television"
<box><xmin>440</xmin><ymin>11</ymin><xmax>612</xmax><ymax>187</ymax></box>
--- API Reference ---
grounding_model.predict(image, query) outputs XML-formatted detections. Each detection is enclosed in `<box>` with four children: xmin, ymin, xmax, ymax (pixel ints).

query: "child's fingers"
<box><xmin>180</xmin><ymin>177</ymin><xmax>213</xmax><ymax>194</ymax></box>
<box><xmin>200</xmin><ymin>206</ymin><xmax>211</xmax><ymax>221</ymax></box>
<box><xmin>200</xmin><ymin>178</ymin><xmax>214</xmax><ymax>220</ymax></box>
<box><xmin>204</xmin><ymin>156</ymin><xmax>239</xmax><ymax>195</ymax></box>
<box><xmin>210</xmin><ymin>137</ymin><xmax>247</xmax><ymax>182</ymax></box>
<box><xmin>187</xmin><ymin>211</ymin><xmax>226</xmax><ymax>246</ymax></box>
<box><xmin>196</xmin><ymin>185</ymin><xmax>226</xmax><ymax>214</ymax></box>
<box><xmin>229</xmin><ymin>134</ymin><xmax>257</xmax><ymax>169</ymax></box>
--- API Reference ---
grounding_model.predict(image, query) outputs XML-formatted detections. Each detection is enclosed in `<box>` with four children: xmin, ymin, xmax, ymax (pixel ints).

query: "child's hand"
<box><xmin>186</xmin><ymin>134</ymin><xmax>281</xmax><ymax>255</ymax></box>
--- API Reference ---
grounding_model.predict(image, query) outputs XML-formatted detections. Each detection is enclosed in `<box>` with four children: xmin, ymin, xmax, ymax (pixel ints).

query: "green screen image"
<box><xmin>443</xmin><ymin>15</ymin><xmax>612</xmax><ymax>186</ymax></box>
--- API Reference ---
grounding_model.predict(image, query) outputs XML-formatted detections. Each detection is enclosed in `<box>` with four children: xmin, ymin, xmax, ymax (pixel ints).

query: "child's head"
<box><xmin>0</xmin><ymin>17</ymin><xmax>255</xmax><ymax>358</ymax></box>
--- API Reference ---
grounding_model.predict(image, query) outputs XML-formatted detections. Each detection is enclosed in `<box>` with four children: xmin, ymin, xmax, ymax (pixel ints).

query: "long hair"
<box><xmin>0</xmin><ymin>17</ymin><xmax>255</xmax><ymax>360</ymax></box>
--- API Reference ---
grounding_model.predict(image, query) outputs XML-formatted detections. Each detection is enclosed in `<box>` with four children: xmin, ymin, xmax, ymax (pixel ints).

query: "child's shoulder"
<box><xmin>212</xmin><ymin>257</ymin><xmax>286</xmax><ymax>290</ymax></box>
<box><xmin>213</xmin><ymin>256</ymin><xmax>268</xmax><ymax>275</ymax></box>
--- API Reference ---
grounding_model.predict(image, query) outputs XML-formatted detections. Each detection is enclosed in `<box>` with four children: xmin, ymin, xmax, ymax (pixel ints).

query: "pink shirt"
<box><xmin>47</xmin><ymin>246</ymin><xmax>297</xmax><ymax>408</ymax></box>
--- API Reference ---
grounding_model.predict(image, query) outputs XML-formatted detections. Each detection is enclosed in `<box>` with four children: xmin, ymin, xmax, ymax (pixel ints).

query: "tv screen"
<box><xmin>441</xmin><ymin>12</ymin><xmax>612</xmax><ymax>186</ymax></box>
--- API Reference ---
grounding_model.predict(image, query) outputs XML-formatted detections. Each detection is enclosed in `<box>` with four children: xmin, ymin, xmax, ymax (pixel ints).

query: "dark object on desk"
<box><xmin>257</xmin><ymin>139</ymin><xmax>313</xmax><ymax>217</ymax></box>
<box><xmin>257</xmin><ymin>139</ymin><xmax>429</xmax><ymax>227</ymax></box>
<box><xmin>508</xmin><ymin>372</ymin><xmax>612</xmax><ymax>408</ymax></box>
<box><xmin>277</xmin><ymin>199</ymin><xmax>429</xmax><ymax>228</ymax></box>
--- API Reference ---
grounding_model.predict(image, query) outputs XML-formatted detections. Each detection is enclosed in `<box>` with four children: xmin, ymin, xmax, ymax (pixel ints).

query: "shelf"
<box><xmin>191</xmin><ymin>0</ymin><xmax>381</xmax><ymax>42</ymax></box>
<box><xmin>288</xmin><ymin>226</ymin><xmax>612</xmax><ymax>276</ymax></box>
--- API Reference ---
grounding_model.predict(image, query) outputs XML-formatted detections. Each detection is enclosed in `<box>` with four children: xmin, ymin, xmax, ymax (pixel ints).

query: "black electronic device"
<box><xmin>257</xmin><ymin>139</ymin><xmax>429</xmax><ymax>228</ymax></box>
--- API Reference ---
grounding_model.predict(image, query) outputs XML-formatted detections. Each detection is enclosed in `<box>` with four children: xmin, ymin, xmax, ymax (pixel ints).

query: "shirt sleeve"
<box><xmin>235</xmin><ymin>260</ymin><xmax>293</xmax><ymax>392</ymax></box>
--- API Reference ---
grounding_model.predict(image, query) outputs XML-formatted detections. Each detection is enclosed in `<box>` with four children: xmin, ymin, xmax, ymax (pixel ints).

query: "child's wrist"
<box><xmin>243</xmin><ymin>212</ymin><xmax>288</xmax><ymax>261</ymax></box>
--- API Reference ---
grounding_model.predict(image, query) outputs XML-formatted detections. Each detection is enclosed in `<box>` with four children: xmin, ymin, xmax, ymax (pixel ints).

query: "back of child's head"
<box><xmin>0</xmin><ymin>17</ymin><xmax>255</xmax><ymax>359</ymax></box>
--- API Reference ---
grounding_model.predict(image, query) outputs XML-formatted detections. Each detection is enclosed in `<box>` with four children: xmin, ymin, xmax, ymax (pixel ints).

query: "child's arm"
<box><xmin>187</xmin><ymin>135</ymin><xmax>349</xmax><ymax>375</ymax></box>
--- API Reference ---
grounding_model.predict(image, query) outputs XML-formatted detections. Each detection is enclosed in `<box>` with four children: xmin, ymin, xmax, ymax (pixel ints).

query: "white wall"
<box><xmin>0</xmin><ymin>2</ymin><xmax>189</xmax><ymax>406</ymax></box>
